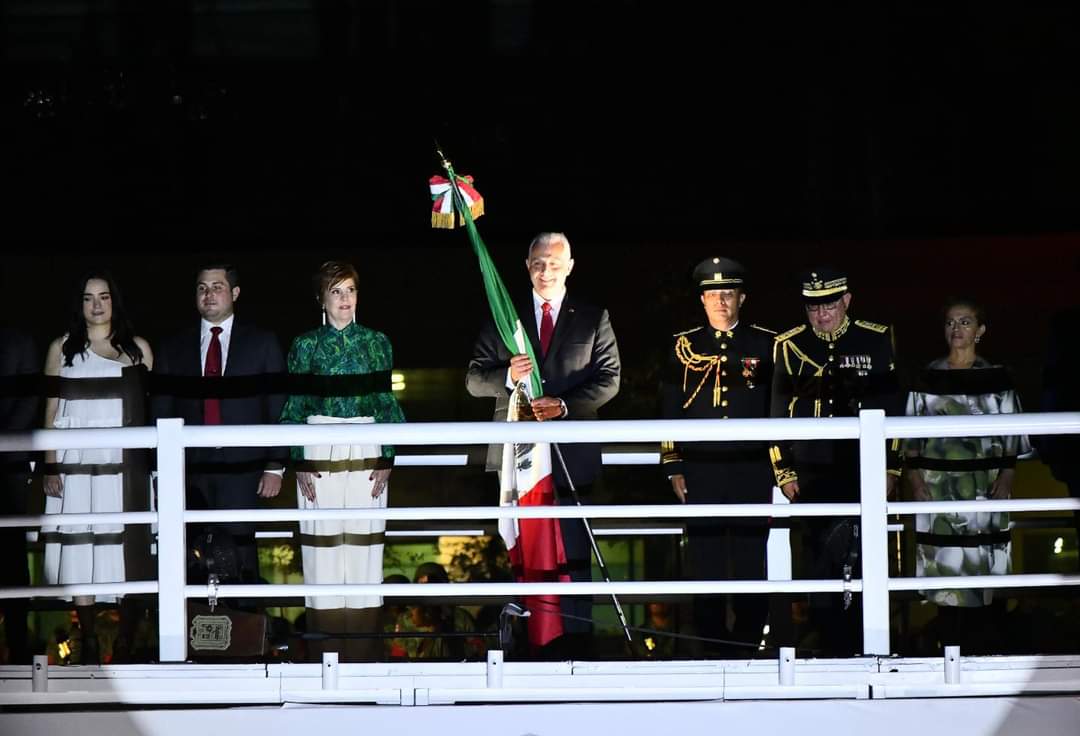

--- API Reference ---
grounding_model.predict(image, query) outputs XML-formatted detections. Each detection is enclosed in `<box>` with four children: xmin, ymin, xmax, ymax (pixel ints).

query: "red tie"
<box><xmin>204</xmin><ymin>326</ymin><xmax>223</xmax><ymax>425</ymax></box>
<box><xmin>539</xmin><ymin>302</ymin><xmax>554</xmax><ymax>357</ymax></box>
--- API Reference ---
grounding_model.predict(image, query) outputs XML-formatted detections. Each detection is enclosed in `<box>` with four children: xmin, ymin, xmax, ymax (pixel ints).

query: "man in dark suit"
<box><xmin>0</xmin><ymin>328</ymin><xmax>38</xmax><ymax>663</ymax></box>
<box><xmin>152</xmin><ymin>264</ymin><xmax>286</xmax><ymax>589</ymax></box>
<box><xmin>467</xmin><ymin>232</ymin><xmax>621</xmax><ymax>656</ymax></box>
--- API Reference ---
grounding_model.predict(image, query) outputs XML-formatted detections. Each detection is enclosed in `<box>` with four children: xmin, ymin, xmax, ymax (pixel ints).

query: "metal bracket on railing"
<box><xmin>207</xmin><ymin>573</ymin><xmax>220</xmax><ymax>612</ymax></box>
<box><xmin>842</xmin><ymin>564</ymin><xmax>853</xmax><ymax>610</ymax></box>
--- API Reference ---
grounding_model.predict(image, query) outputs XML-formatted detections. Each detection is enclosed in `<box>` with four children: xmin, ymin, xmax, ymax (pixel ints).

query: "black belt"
<box><xmin>678</xmin><ymin>448</ymin><xmax>768</xmax><ymax>463</ymax></box>
<box><xmin>299</xmin><ymin>532</ymin><xmax>386</xmax><ymax>548</ymax></box>
<box><xmin>916</xmin><ymin>530</ymin><xmax>1011</xmax><ymax>548</ymax></box>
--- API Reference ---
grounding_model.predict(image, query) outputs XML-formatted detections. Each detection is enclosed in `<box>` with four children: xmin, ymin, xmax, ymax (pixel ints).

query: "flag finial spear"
<box><xmin>434</xmin><ymin>140</ymin><xmax>452</xmax><ymax>172</ymax></box>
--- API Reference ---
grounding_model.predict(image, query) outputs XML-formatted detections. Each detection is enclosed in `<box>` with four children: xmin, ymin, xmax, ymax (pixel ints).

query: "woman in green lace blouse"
<box><xmin>280</xmin><ymin>260</ymin><xmax>405</xmax><ymax>661</ymax></box>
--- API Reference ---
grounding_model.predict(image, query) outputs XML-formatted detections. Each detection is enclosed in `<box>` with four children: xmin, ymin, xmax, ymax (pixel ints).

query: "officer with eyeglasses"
<box><xmin>769</xmin><ymin>266</ymin><xmax>903</xmax><ymax>656</ymax></box>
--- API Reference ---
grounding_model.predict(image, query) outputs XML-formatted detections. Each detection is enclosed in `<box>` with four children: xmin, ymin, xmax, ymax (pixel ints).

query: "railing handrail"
<box><xmin>5</xmin><ymin>497</ymin><xmax>1079</xmax><ymax>530</ymax></box>
<box><xmin>3</xmin><ymin>411</ymin><xmax>1078</xmax><ymax>454</ymax></box>
<box><xmin>7</xmin><ymin>571</ymin><xmax>1080</xmax><ymax>602</ymax></box>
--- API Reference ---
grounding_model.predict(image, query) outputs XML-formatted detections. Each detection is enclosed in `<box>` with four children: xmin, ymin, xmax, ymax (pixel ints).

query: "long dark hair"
<box><xmin>62</xmin><ymin>270</ymin><xmax>144</xmax><ymax>367</ymax></box>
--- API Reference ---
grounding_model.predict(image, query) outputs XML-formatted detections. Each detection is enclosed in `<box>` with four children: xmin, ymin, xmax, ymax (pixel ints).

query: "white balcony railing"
<box><xmin>1</xmin><ymin>411</ymin><xmax>1079</xmax><ymax>663</ymax></box>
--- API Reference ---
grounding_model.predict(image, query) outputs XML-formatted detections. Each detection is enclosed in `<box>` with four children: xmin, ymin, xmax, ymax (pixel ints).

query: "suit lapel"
<box><xmin>188</xmin><ymin>327</ymin><xmax>203</xmax><ymax>376</ymax></box>
<box><xmin>543</xmin><ymin>293</ymin><xmax>576</xmax><ymax>369</ymax></box>
<box><xmin>223</xmin><ymin>322</ymin><xmax>242</xmax><ymax>375</ymax></box>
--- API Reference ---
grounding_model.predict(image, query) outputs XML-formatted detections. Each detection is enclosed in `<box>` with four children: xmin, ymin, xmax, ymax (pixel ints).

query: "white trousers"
<box><xmin>299</xmin><ymin>415</ymin><xmax>386</xmax><ymax>610</ymax></box>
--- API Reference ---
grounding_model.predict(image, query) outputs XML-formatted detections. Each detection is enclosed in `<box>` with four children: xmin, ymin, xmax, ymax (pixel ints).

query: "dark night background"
<box><xmin>4</xmin><ymin>1</ymin><xmax>1080</xmax><ymax>661</ymax></box>
<box><xmin>4</xmin><ymin>2</ymin><xmax>1079</xmax><ymax>415</ymax></box>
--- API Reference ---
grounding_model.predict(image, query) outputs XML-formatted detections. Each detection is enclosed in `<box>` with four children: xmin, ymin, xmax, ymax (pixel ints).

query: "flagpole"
<box><xmin>436</xmin><ymin>143</ymin><xmax>542</xmax><ymax>396</ymax></box>
<box><xmin>550</xmin><ymin>442</ymin><xmax>635</xmax><ymax>646</ymax></box>
<box><xmin>435</xmin><ymin>144</ymin><xmax>632</xmax><ymax>651</ymax></box>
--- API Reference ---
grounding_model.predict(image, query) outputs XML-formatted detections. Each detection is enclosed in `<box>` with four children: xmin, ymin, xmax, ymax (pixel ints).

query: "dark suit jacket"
<box><xmin>466</xmin><ymin>291</ymin><xmax>621</xmax><ymax>489</ymax></box>
<box><xmin>0</xmin><ymin>328</ymin><xmax>39</xmax><ymax>469</ymax></box>
<box><xmin>152</xmin><ymin>321</ymin><xmax>287</xmax><ymax>471</ymax></box>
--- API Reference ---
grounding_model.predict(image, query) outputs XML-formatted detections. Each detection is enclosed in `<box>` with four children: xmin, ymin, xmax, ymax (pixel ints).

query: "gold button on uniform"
<box><xmin>721</xmin><ymin>400</ymin><xmax>729</xmax><ymax>407</ymax></box>
<box><xmin>721</xmin><ymin>386</ymin><xmax>729</xmax><ymax>392</ymax></box>
<box><xmin>720</xmin><ymin>355</ymin><xmax>728</xmax><ymax>362</ymax></box>
<box><xmin>721</xmin><ymin>370</ymin><xmax>727</xmax><ymax>377</ymax></box>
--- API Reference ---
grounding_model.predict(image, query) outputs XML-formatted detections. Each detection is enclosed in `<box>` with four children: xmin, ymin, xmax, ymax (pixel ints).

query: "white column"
<box><xmin>944</xmin><ymin>645</ymin><xmax>961</xmax><ymax>683</ymax></box>
<box><xmin>156</xmin><ymin>418</ymin><xmax>188</xmax><ymax>662</ymax></box>
<box><xmin>766</xmin><ymin>486</ymin><xmax>792</xmax><ymax>581</ymax></box>
<box><xmin>858</xmin><ymin>410</ymin><xmax>890</xmax><ymax>654</ymax></box>
<box><xmin>32</xmin><ymin>655</ymin><xmax>48</xmax><ymax>692</ymax></box>
<box><xmin>322</xmin><ymin>652</ymin><xmax>339</xmax><ymax>690</ymax></box>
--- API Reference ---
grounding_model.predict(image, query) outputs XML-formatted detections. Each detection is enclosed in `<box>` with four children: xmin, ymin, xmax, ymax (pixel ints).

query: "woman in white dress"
<box><xmin>42</xmin><ymin>271</ymin><xmax>152</xmax><ymax>664</ymax></box>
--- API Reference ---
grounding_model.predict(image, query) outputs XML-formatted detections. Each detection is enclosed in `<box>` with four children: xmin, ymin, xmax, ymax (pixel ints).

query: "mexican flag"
<box><xmin>432</xmin><ymin>159</ymin><xmax>568</xmax><ymax>647</ymax></box>
<box><xmin>499</xmin><ymin>356</ymin><xmax>569</xmax><ymax>648</ymax></box>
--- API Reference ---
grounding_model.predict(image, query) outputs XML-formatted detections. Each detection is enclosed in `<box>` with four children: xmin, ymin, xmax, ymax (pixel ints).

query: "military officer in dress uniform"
<box><xmin>769</xmin><ymin>266</ymin><xmax>902</xmax><ymax>656</ymax></box>
<box><xmin>661</xmin><ymin>257</ymin><xmax>776</xmax><ymax>656</ymax></box>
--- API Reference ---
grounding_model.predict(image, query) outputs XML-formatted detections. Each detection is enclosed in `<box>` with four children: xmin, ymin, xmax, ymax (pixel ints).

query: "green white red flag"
<box><xmin>432</xmin><ymin>157</ymin><xmax>568</xmax><ymax>647</ymax></box>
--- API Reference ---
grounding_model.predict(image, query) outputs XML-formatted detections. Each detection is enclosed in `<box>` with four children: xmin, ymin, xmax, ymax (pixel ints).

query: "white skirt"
<box><xmin>42</xmin><ymin>419</ymin><xmax>125</xmax><ymax>603</ymax></box>
<box><xmin>298</xmin><ymin>415</ymin><xmax>386</xmax><ymax>610</ymax></box>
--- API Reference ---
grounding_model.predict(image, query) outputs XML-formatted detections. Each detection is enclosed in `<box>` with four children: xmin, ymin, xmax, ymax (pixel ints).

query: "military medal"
<box><xmin>741</xmin><ymin>357</ymin><xmax>760</xmax><ymax>388</ymax></box>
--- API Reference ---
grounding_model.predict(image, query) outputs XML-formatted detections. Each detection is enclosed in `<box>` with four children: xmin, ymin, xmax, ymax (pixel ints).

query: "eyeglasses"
<box><xmin>805</xmin><ymin>300</ymin><xmax>842</xmax><ymax>314</ymax></box>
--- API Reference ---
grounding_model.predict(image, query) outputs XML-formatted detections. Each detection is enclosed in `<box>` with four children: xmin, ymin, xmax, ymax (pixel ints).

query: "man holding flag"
<box><xmin>467</xmin><ymin>232</ymin><xmax>621</xmax><ymax>658</ymax></box>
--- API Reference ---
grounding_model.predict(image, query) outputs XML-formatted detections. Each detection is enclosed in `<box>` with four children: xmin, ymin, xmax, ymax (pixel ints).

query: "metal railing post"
<box><xmin>858</xmin><ymin>409</ymin><xmax>890</xmax><ymax>654</ymax></box>
<box><xmin>156</xmin><ymin>418</ymin><xmax>188</xmax><ymax>662</ymax></box>
<box><xmin>766</xmin><ymin>485</ymin><xmax>793</xmax><ymax>582</ymax></box>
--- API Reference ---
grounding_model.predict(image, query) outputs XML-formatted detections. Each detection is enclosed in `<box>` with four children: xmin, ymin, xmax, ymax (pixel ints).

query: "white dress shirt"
<box><xmin>532</xmin><ymin>288</ymin><xmax>566</xmax><ymax>335</ymax></box>
<box><xmin>503</xmin><ymin>289</ymin><xmax>568</xmax><ymax>417</ymax></box>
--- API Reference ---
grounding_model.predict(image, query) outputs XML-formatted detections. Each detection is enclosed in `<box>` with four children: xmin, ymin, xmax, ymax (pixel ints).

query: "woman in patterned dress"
<box><xmin>280</xmin><ymin>261</ymin><xmax>405</xmax><ymax>661</ymax></box>
<box><xmin>903</xmin><ymin>297</ymin><xmax>1029</xmax><ymax>651</ymax></box>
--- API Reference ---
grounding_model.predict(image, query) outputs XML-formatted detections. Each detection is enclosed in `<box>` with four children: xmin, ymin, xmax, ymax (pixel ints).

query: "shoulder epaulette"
<box><xmin>854</xmin><ymin>319</ymin><xmax>889</xmax><ymax>334</ymax></box>
<box><xmin>750</xmin><ymin>324</ymin><xmax>777</xmax><ymax>335</ymax></box>
<box><xmin>672</xmin><ymin>326</ymin><xmax>705</xmax><ymax>338</ymax></box>
<box><xmin>774</xmin><ymin>325</ymin><xmax>806</xmax><ymax>343</ymax></box>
